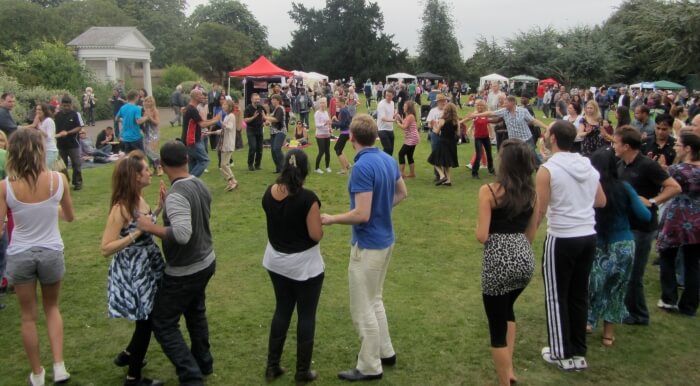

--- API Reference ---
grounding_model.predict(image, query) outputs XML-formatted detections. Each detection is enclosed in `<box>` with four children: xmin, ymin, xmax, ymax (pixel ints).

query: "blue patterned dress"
<box><xmin>107</xmin><ymin>215</ymin><xmax>164</xmax><ymax>320</ymax></box>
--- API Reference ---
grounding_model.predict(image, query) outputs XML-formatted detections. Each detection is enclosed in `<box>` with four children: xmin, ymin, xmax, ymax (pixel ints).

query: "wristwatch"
<box><xmin>649</xmin><ymin>198</ymin><xmax>658</xmax><ymax>207</ymax></box>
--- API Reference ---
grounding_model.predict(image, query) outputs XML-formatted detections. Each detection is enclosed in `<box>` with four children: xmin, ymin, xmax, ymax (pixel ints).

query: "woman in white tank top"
<box><xmin>0</xmin><ymin>128</ymin><xmax>74</xmax><ymax>386</ymax></box>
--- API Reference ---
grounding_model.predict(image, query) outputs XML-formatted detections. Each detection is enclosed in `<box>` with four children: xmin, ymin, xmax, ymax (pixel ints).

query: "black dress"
<box><xmin>428</xmin><ymin>121</ymin><xmax>459</xmax><ymax>168</ymax></box>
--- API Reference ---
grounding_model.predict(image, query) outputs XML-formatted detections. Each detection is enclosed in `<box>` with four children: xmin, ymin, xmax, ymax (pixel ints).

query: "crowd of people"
<box><xmin>0</xmin><ymin>72</ymin><xmax>699</xmax><ymax>386</ymax></box>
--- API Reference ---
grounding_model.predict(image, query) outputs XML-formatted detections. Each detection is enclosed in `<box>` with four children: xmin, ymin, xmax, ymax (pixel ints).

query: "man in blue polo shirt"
<box><xmin>116</xmin><ymin>90</ymin><xmax>150</xmax><ymax>153</ymax></box>
<box><xmin>321</xmin><ymin>114</ymin><xmax>408</xmax><ymax>382</ymax></box>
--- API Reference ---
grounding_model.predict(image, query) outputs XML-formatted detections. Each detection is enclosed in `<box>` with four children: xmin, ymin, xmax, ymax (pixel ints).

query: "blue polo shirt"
<box><xmin>117</xmin><ymin>103</ymin><xmax>143</xmax><ymax>142</ymax></box>
<box><xmin>349</xmin><ymin>147</ymin><xmax>400</xmax><ymax>249</ymax></box>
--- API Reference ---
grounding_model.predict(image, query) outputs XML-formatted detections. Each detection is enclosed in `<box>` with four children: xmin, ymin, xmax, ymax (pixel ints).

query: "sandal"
<box><xmin>602</xmin><ymin>336</ymin><xmax>615</xmax><ymax>347</ymax></box>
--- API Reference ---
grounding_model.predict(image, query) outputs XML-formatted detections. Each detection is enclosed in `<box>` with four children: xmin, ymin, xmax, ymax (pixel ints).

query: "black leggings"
<box><xmin>398</xmin><ymin>144</ymin><xmax>416</xmax><ymax>165</ymax></box>
<box><xmin>315</xmin><ymin>137</ymin><xmax>331</xmax><ymax>169</ymax></box>
<box><xmin>482</xmin><ymin>288</ymin><xmax>524</xmax><ymax>348</ymax></box>
<box><xmin>268</xmin><ymin>271</ymin><xmax>324</xmax><ymax>347</ymax></box>
<box><xmin>126</xmin><ymin>319</ymin><xmax>152</xmax><ymax>379</ymax></box>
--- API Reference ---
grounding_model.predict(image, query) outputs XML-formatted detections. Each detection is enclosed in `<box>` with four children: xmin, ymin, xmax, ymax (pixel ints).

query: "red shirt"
<box><xmin>474</xmin><ymin>117</ymin><xmax>490</xmax><ymax>138</ymax></box>
<box><xmin>537</xmin><ymin>85</ymin><xmax>545</xmax><ymax>98</ymax></box>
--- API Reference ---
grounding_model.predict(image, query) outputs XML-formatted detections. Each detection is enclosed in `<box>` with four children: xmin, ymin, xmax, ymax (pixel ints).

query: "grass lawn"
<box><xmin>0</xmin><ymin>97</ymin><xmax>697</xmax><ymax>386</ymax></box>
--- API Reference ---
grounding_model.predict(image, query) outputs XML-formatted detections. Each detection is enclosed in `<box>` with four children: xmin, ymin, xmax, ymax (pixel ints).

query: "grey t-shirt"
<box><xmin>0</xmin><ymin>107</ymin><xmax>18</xmax><ymax>136</ymax></box>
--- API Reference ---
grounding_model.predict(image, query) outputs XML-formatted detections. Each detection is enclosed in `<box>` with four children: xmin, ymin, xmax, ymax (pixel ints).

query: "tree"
<box><xmin>463</xmin><ymin>37</ymin><xmax>507</xmax><ymax>86</ymax></box>
<box><xmin>0</xmin><ymin>0</ymin><xmax>60</xmax><ymax>54</ymax></box>
<box><xmin>176</xmin><ymin>23</ymin><xmax>254</xmax><ymax>84</ymax></box>
<box><xmin>54</xmin><ymin>0</ymin><xmax>135</xmax><ymax>43</ymax></box>
<box><xmin>30</xmin><ymin>0</ymin><xmax>65</xmax><ymax>7</ymax></box>
<box><xmin>3</xmin><ymin>41</ymin><xmax>89</xmax><ymax>91</ymax></box>
<box><xmin>115</xmin><ymin>0</ymin><xmax>188</xmax><ymax>67</ymax></box>
<box><xmin>189</xmin><ymin>0</ymin><xmax>270</xmax><ymax>57</ymax></box>
<box><xmin>417</xmin><ymin>0</ymin><xmax>464</xmax><ymax>80</ymax></box>
<box><xmin>277</xmin><ymin>0</ymin><xmax>409</xmax><ymax>81</ymax></box>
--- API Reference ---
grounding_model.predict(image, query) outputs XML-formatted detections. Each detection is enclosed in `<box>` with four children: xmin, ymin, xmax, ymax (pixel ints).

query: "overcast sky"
<box><xmin>187</xmin><ymin>0</ymin><xmax>625</xmax><ymax>57</ymax></box>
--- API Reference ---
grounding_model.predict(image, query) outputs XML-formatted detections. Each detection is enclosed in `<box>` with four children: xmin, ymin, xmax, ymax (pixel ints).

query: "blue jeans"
<box><xmin>122</xmin><ymin>139</ymin><xmax>145</xmax><ymax>154</ymax></box>
<box><xmin>270</xmin><ymin>132</ymin><xmax>286</xmax><ymax>172</ymax></box>
<box><xmin>188</xmin><ymin>140</ymin><xmax>209</xmax><ymax>177</ymax></box>
<box><xmin>525</xmin><ymin>136</ymin><xmax>542</xmax><ymax>167</ymax></box>
<box><xmin>625</xmin><ymin>230</ymin><xmax>655</xmax><ymax>323</ymax></box>
<box><xmin>152</xmin><ymin>261</ymin><xmax>216</xmax><ymax>386</ymax></box>
<box><xmin>472</xmin><ymin>137</ymin><xmax>494</xmax><ymax>175</ymax></box>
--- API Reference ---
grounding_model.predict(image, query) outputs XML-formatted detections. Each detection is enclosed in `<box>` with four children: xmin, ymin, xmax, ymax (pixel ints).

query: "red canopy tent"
<box><xmin>228</xmin><ymin>56</ymin><xmax>293</xmax><ymax>77</ymax></box>
<box><xmin>539</xmin><ymin>78</ymin><xmax>559</xmax><ymax>85</ymax></box>
<box><xmin>228</xmin><ymin>56</ymin><xmax>293</xmax><ymax>106</ymax></box>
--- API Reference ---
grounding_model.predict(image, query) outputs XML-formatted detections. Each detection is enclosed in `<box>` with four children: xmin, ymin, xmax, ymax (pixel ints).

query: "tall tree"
<box><xmin>115</xmin><ymin>0</ymin><xmax>188</xmax><ymax>67</ymax></box>
<box><xmin>55</xmin><ymin>0</ymin><xmax>135</xmax><ymax>43</ymax></box>
<box><xmin>417</xmin><ymin>0</ymin><xmax>463</xmax><ymax>80</ymax></box>
<box><xmin>189</xmin><ymin>0</ymin><xmax>270</xmax><ymax>57</ymax></box>
<box><xmin>277</xmin><ymin>0</ymin><xmax>409</xmax><ymax>81</ymax></box>
<box><xmin>0</xmin><ymin>0</ymin><xmax>60</xmax><ymax>54</ymax></box>
<box><xmin>463</xmin><ymin>37</ymin><xmax>507</xmax><ymax>86</ymax></box>
<box><xmin>176</xmin><ymin>22</ymin><xmax>254</xmax><ymax>84</ymax></box>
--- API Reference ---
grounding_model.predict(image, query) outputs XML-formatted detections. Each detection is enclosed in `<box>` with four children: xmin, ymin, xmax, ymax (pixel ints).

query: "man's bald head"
<box><xmin>691</xmin><ymin>114</ymin><xmax>700</xmax><ymax>136</ymax></box>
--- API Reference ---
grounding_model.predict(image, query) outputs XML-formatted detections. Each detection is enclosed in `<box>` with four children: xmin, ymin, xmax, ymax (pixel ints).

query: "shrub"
<box><xmin>3</xmin><ymin>41</ymin><xmax>89</xmax><ymax>92</ymax></box>
<box><xmin>160</xmin><ymin>64</ymin><xmax>200</xmax><ymax>89</ymax></box>
<box><xmin>0</xmin><ymin>73</ymin><xmax>75</xmax><ymax>124</ymax></box>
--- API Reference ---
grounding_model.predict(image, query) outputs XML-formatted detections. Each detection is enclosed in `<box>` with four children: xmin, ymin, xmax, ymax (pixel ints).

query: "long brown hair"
<box><xmin>442</xmin><ymin>103</ymin><xmax>459</xmax><ymax>126</ymax></box>
<box><xmin>496</xmin><ymin>139</ymin><xmax>536</xmax><ymax>217</ymax></box>
<box><xmin>404</xmin><ymin>100</ymin><xmax>416</xmax><ymax>119</ymax></box>
<box><xmin>6</xmin><ymin>128</ymin><xmax>46</xmax><ymax>189</ymax></box>
<box><xmin>110</xmin><ymin>151</ymin><xmax>147</xmax><ymax>219</ymax></box>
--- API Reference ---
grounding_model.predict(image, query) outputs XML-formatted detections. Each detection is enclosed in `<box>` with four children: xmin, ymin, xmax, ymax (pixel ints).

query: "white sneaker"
<box><xmin>573</xmin><ymin>356</ymin><xmax>588</xmax><ymax>372</ymax></box>
<box><xmin>29</xmin><ymin>367</ymin><xmax>45</xmax><ymax>386</ymax></box>
<box><xmin>657</xmin><ymin>299</ymin><xmax>679</xmax><ymax>311</ymax></box>
<box><xmin>326</xmin><ymin>167</ymin><xmax>332</xmax><ymax>173</ymax></box>
<box><xmin>53</xmin><ymin>362</ymin><xmax>70</xmax><ymax>383</ymax></box>
<box><xmin>204</xmin><ymin>169</ymin><xmax>209</xmax><ymax>173</ymax></box>
<box><xmin>541</xmin><ymin>347</ymin><xmax>575</xmax><ymax>371</ymax></box>
<box><xmin>315</xmin><ymin>168</ymin><xmax>324</xmax><ymax>174</ymax></box>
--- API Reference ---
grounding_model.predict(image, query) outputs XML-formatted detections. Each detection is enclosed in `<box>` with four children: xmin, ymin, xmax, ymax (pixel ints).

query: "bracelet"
<box><xmin>128</xmin><ymin>232</ymin><xmax>136</xmax><ymax>244</ymax></box>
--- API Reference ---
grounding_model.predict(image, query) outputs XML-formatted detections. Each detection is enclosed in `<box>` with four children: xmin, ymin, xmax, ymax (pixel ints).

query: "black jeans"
<box><xmin>625</xmin><ymin>230</ymin><xmax>655</xmax><ymax>323</ymax></box>
<box><xmin>472</xmin><ymin>137</ymin><xmax>494</xmax><ymax>175</ymax></box>
<box><xmin>58</xmin><ymin>147</ymin><xmax>82</xmax><ymax>187</ymax></box>
<box><xmin>378</xmin><ymin>130</ymin><xmax>395</xmax><ymax>156</ymax></box>
<box><xmin>660</xmin><ymin>244</ymin><xmax>699</xmax><ymax>316</ymax></box>
<box><xmin>247</xmin><ymin>131</ymin><xmax>263</xmax><ymax>168</ymax></box>
<box><xmin>315</xmin><ymin>137</ymin><xmax>331</xmax><ymax>169</ymax></box>
<box><xmin>267</xmin><ymin>271</ymin><xmax>324</xmax><ymax>360</ymax></box>
<box><xmin>152</xmin><ymin>261</ymin><xmax>216</xmax><ymax>386</ymax></box>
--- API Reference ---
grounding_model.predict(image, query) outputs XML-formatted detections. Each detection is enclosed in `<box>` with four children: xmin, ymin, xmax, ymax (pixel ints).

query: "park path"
<box><xmin>83</xmin><ymin>107</ymin><xmax>178</xmax><ymax>141</ymax></box>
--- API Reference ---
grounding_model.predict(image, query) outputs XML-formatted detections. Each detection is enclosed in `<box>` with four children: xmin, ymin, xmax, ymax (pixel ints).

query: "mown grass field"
<box><xmin>0</xmin><ymin>97</ymin><xmax>697</xmax><ymax>386</ymax></box>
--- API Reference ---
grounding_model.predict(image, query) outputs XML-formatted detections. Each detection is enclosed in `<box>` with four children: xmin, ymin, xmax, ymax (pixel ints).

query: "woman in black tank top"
<box><xmin>475</xmin><ymin>139</ymin><xmax>538</xmax><ymax>386</ymax></box>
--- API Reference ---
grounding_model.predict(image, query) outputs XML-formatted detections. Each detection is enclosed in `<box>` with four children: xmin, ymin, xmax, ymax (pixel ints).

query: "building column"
<box><xmin>143</xmin><ymin>59</ymin><xmax>152</xmax><ymax>97</ymax></box>
<box><xmin>106</xmin><ymin>57</ymin><xmax>117</xmax><ymax>83</ymax></box>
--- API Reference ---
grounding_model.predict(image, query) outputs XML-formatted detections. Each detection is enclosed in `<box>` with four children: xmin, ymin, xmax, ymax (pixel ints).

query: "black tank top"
<box><xmin>487</xmin><ymin>184</ymin><xmax>533</xmax><ymax>234</ymax></box>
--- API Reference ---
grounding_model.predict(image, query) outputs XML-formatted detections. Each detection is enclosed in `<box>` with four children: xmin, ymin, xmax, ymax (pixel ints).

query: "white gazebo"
<box><xmin>479</xmin><ymin>73</ymin><xmax>508</xmax><ymax>91</ymax></box>
<box><xmin>386</xmin><ymin>72</ymin><xmax>416</xmax><ymax>83</ymax></box>
<box><xmin>68</xmin><ymin>27</ymin><xmax>155</xmax><ymax>95</ymax></box>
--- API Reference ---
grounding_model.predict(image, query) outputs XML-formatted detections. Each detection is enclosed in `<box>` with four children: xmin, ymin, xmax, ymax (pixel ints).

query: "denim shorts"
<box><xmin>6</xmin><ymin>247</ymin><xmax>65</xmax><ymax>285</ymax></box>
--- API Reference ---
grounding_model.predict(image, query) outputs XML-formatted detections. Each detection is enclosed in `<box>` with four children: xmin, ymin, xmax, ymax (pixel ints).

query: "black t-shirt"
<box><xmin>54</xmin><ymin>110</ymin><xmax>82</xmax><ymax>149</ymax></box>
<box><xmin>618</xmin><ymin>153</ymin><xmax>669</xmax><ymax>231</ymax></box>
<box><xmin>181</xmin><ymin>105</ymin><xmax>202</xmax><ymax>146</ymax></box>
<box><xmin>244</xmin><ymin>104</ymin><xmax>264</xmax><ymax>133</ymax></box>
<box><xmin>641</xmin><ymin>135</ymin><xmax>676</xmax><ymax>165</ymax></box>
<box><xmin>262</xmin><ymin>186</ymin><xmax>320</xmax><ymax>254</ymax></box>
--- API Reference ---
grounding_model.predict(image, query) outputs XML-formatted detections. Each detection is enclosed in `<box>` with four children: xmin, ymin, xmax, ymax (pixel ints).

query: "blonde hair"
<box><xmin>0</xmin><ymin>130</ymin><xmax>8</xmax><ymax>150</ymax></box>
<box><xmin>585</xmin><ymin>100</ymin><xmax>602</xmax><ymax>121</ymax></box>
<box><xmin>6</xmin><ymin>128</ymin><xmax>46</xmax><ymax>187</ymax></box>
<box><xmin>144</xmin><ymin>95</ymin><xmax>157</xmax><ymax>109</ymax></box>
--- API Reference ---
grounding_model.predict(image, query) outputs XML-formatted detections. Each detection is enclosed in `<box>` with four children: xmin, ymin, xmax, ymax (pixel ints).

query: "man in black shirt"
<box><xmin>55</xmin><ymin>95</ymin><xmax>84</xmax><ymax>190</ymax></box>
<box><xmin>244</xmin><ymin>93</ymin><xmax>265</xmax><ymax>171</ymax></box>
<box><xmin>641</xmin><ymin>114</ymin><xmax>676</xmax><ymax>168</ymax></box>
<box><xmin>614</xmin><ymin>126</ymin><xmax>681</xmax><ymax>325</ymax></box>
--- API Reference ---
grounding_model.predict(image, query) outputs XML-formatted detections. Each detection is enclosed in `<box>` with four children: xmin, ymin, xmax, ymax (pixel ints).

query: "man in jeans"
<box><xmin>169</xmin><ymin>84</ymin><xmax>184</xmax><ymax>127</ymax></box>
<box><xmin>182</xmin><ymin>89</ymin><xmax>220</xmax><ymax>177</ymax></box>
<box><xmin>116</xmin><ymin>90</ymin><xmax>150</xmax><ymax>154</ymax></box>
<box><xmin>137</xmin><ymin>140</ymin><xmax>217</xmax><ymax>386</ymax></box>
<box><xmin>614</xmin><ymin>126</ymin><xmax>681</xmax><ymax>325</ymax></box>
<box><xmin>322</xmin><ymin>114</ymin><xmax>408</xmax><ymax>382</ymax></box>
<box><xmin>376</xmin><ymin>88</ymin><xmax>396</xmax><ymax>156</ymax></box>
<box><xmin>243</xmin><ymin>93</ymin><xmax>265</xmax><ymax>171</ymax></box>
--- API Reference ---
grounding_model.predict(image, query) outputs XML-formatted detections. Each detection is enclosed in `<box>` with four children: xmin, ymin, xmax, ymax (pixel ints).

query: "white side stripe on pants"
<box><xmin>544</xmin><ymin>234</ymin><xmax>565</xmax><ymax>359</ymax></box>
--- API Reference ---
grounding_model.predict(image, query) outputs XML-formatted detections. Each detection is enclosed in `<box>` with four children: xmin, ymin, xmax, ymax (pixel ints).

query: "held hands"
<box><xmin>155</xmin><ymin>180</ymin><xmax>167</xmax><ymax>214</ymax></box>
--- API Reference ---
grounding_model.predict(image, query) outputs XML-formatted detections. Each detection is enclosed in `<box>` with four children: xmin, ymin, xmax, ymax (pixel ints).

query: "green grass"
<box><xmin>0</xmin><ymin>97</ymin><xmax>697</xmax><ymax>386</ymax></box>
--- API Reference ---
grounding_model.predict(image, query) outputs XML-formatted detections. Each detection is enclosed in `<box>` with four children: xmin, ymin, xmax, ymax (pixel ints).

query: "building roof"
<box><xmin>68</xmin><ymin>27</ymin><xmax>154</xmax><ymax>51</ymax></box>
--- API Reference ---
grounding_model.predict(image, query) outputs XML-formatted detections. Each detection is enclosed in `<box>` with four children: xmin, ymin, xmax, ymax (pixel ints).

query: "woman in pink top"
<box><xmin>396</xmin><ymin>100</ymin><xmax>419</xmax><ymax>178</ymax></box>
<box><xmin>314</xmin><ymin>98</ymin><xmax>332</xmax><ymax>174</ymax></box>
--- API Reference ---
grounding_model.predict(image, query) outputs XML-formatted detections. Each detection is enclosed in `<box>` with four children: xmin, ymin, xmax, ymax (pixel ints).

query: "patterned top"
<box><xmin>657</xmin><ymin>163</ymin><xmax>700</xmax><ymax>251</ymax></box>
<box><xmin>107</xmin><ymin>215</ymin><xmax>165</xmax><ymax>320</ymax></box>
<box><xmin>403</xmin><ymin>117</ymin><xmax>420</xmax><ymax>146</ymax></box>
<box><xmin>492</xmin><ymin>107</ymin><xmax>534</xmax><ymax>141</ymax></box>
<box><xmin>579</xmin><ymin>119</ymin><xmax>609</xmax><ymax>157</ymax></box>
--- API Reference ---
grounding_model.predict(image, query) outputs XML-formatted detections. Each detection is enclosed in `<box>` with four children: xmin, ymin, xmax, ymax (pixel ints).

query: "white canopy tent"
<box><xmin>307</xmin><ymin>71</ymin><xmax>329</xmax><ymax>81</ymax></box>
<box><xmin>479</xmin><ymin>73</ymin><xmax>508</xmax><ymax>91</ymax></box>
<box><xmin>386</xmin><ymin>72</ymin><xmax>416</xmax><ymax>83</ymax></box>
